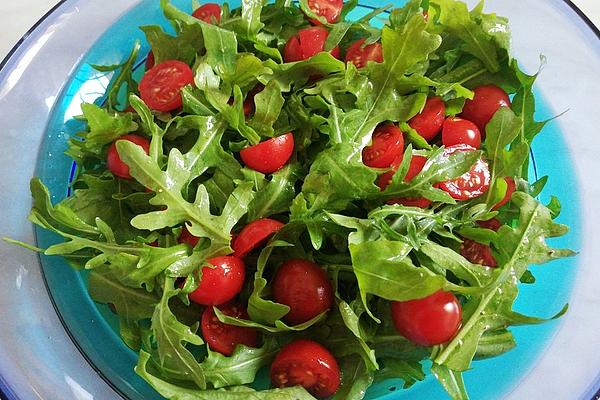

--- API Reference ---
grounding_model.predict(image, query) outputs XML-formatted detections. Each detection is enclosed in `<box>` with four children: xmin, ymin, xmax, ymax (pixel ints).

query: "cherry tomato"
<box><xmin>391</xmin><ymin>290</ymin><xmax>462</xmax><ymax>346</ymax></box>
<box><xmin>438</xmin><ymin>144</ymin><xmax>491</xmax><ymax>200</ymax></box>
<box><xmin>461</xmin><ymin>85</ymin><xmax>511</xmax><ymax>134</ymax></box>
<box><xmin>306</xmin><ymin>0</ymin><xmax>343</xmax><ymax>24</ymax></box>
<box><xmin>179</xmin><ymin>225</ymin><xmax>200</xmax><ymax>247</ymax></box>
<box><xmin>408</xmin><ymin>97</ymin><xmax>446</xmax><ymax>141</ymax></box>
<box><xmin>492</xmin><ymin>177</ymin><xmax>516</xmax><ymax>210</ymax></box>
<box><xmin>362</xmin><ymin>124</ymin><xmax>404</xmax><ymax>168</ymax></box>
<box><xmin>232</xmin><ymin>218</ymin><xmax>284</xmax><ymax>258</ymax></box>
<box><xmin>107</xmin><ymin>135</ymin><xmax>151</xmax><ymax>180</ymax></box>
<box><xmin>477</xmin><ymin>218</ymin><xmax>501</xmax><ymax>231</ymax></box>
<box><xmin>240</xmin><ymin>133</ymin><xmax>294</xmax><ymax>174</ymax></box>
<box><xmin>283</xmin><ymin>27</ymin><xmax>340</xmax><ymax>62</ymax></box>
<box><xmin>344</xmin><ymin>39</ymin><xmax>383</xmax><ymax>68</ymax></box>
<box><xmin>442</xmin><ymin>117</ymin><xmax>482</xmax><ymax>149</ymax></box>
<box><xmin>192</xmin><ymin>3</ymin><xmax>221</xmax><ymax>23</ymax></box>
<box><xmin>272</xmin><ymin>259</ymin><xmax>333</xmax><ymax>324</ymax></box>
<box><xmin>139</xmin><ymin>60</ymin><xmax>194</xmax><ymax>112</ymax></box>
<box><xmin>271</xmin><ymin>339</ymin><xmax>340</xmax><ymax>398</ymax></box>
<box><xmin>201</xmin><ymin>303</ymin><xmax>258</xmax><ymax>356</ymax></box>
<box><xmin>377</xmin><ymin>155</ymin><xmax>432</xmax><ymax>208</ymax></box>
<box><xmin>146</xmin><ymin>51</ymin><xmax>155</xmax><ymax>70</ymax></box>
<box><xmin>189</xmin><ymin>256</ymin><xmax>246</xmax><ymax>306</ymax></box>
<box><xmin>243</xmin><ymin>85</ymin><xmax>264</xmax><ymax>116</ymax></box>
<box><xmin>460</xmin><ymin>239</ymin><xmax>498</xmax><ymax>268</ymax></box>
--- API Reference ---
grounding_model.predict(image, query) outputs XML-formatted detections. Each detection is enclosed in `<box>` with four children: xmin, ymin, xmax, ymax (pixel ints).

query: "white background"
<box><xmin>0</xmin><ymin>0</ymin><xmax>599</xmax><ymax>60</ymax></box>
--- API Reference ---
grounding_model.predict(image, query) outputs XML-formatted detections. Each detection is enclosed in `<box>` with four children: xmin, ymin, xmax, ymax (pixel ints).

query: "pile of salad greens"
<box><xmin>13</xmin><ymin>0</ymin><xmax>576</xmax><ymax>398</ymax></box>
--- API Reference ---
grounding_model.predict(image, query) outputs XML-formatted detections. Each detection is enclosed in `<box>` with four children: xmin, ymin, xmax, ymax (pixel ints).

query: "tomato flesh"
<box><xmin>192</xmin><ymin>3</ymin><xmax>221</xmax><ymax>23</ymax></box>
<box><xmin>438</xmin><ymin>144</ymin><xmax>490</xmax><ymax>200</ymax></box>
<box><xmin>233</xmin><ymin>218</ymin><xmax>284</xmax><ymax>258</ymax></box>
<box><xmin>307</xmin><ymin>0</ymin><xmax>343</xmax><ymax>24</ymax></box>
<box><xmin>377</xmin><ymin>155</ymin><xmax>432</xmax><ymax>208</ymax></box>
<box><xmin>478</xmin><ymin>218</ymin><xmax>502</xmax><ymax>231</ymax></box>
<box><xmin>240</xmin><ymin>133</ymin><xmax>294</xmax><ymax>174</ymax></box>
<box><xmin>408</xmin><ymin>97</ymin><xmax>446</xmax><ymax>141</ymax></box>
<box><xmin>272</xmin><ymin>259</ymin><xmax>333</xmax><ymax>324</ymax></box>
<box><xmin>344</xmin><ymin>39</ymin><xmax>383</xmax><ymax>68</ymax></box>
<box><xmin>189</xmin><ymin>256</ymin><xmax>246</xmax><ymax>306</ymax></box>
<box><xmin>492</xmin><ymin>177</ymin><xmax>516</xmax><ymax>210</ymax></box>
<box><xmin>460</xmin><ymin>239</ymin><xmax>498</xmax><ymax>268</ymax></box>
<box><xmin>201</xmin><ymin>303</ymin><xmax>258</xmax><ymax>356</ymax></box>
<box><xmin>362</xmin><ymin>124</ymin><xmax>404</xmax><ymax>168</ymax></box>
<box><xmin>179</xmin><ymin>225</ymin><xmax>200</xmax><ymax>247</ymax></box>
<box><xmin>442</xmin><ymin>117</ymin><xmax>482</xmax><ymax>149</ymax></box>
<box><xmin>139</xmin><ymin>60</ymin><xmax>194</xmax><ymax>112</ymax></box>
<box><xmin>283</xmin><ymin>27</ymin><xmax>340</xmax><ymax>62</ymax></box>
<box><xmin>460</xmin><ymin>85</ymin><xmax>511</xmax><ymax>134</ymax></box>
<box><xmin>145</xmin><ymin>51</ymin><xmax>155</xmax><ymax>70</ymax></box>
<box><xmin>107</xmin><ymin>135</ymin><xmax>151</xmax><ymax>180</ymax></box>
<box><xmin>271</xmin><ymin>339</ymin><xmax>340</xmax><ymax>398</ymax></box>
<box><xmin>391</xmin><ymin>290</ymin><xmax>462</xmax><ymax>346</ymax></box>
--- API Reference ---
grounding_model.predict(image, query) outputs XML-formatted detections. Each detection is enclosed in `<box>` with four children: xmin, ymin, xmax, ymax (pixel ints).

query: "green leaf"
<box><xmin>214</xmin><ymin>307</ymin><xmax>326</xmax><ymax>333</ymax></box>
<box><xmin>375</xmin><ymin>359</ymin><xmax>426</xmax><ymax>389</ymax></box>
<box><xmin>249</xmin><ymin>81</ymin><xmax>285</xmax><ymax>136</ymax></box>
<box><xmin>141</xmin><ymin>23</ymin><xmax>203</xmax><ymax>65</ymax></box>
<box><xmin>332</xmin><ymin>355</ymin><xmax>374</xmax><ymax>400</ymax></box>
<box><xmin>247</xmin><ymin>163</ymin><xmax>301</xmax><ymax>221</ymax></box>
<box><xmin>431</xmin><ymin>364</ymin><xmax>469</xmax><ymax>400</ymax></box>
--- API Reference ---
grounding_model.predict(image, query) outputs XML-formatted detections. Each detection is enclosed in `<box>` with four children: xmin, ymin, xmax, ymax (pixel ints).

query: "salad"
<box><xmin>11</xmin><ymin>0</ymin><xmax>576</xmax><ymax>398</ymax></box>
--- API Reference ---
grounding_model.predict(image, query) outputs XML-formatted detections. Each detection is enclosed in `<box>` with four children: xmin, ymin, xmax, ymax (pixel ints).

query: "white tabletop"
<box><xmin>0</xmin><ymin>0</ymin><xmax>599</xmax><ymax>62</ymax></box>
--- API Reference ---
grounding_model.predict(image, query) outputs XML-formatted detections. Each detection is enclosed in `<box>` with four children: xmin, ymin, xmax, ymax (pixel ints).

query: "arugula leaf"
<box><xmin>140</xmin><ymin>23</ymin><xmax>203</xmax><ymax>65</ymax></box>
<box><xmin>247</xmin><ymin>164</ymin><xmax>301</xmax><ymax>221</ymax></box>
<box><xmin>249</xmin><ymin>81</ymin><xmax>285</xmax><ymax>137</ymax></box>
<box><xmin>431</xmin><ymin>363</ymin><xmax>468</xmax><ymax>400</ymax></box>
<box><xmin>375</xmin><ymin>359</ymin><xmax>426</xmax><ymax>389</ymax></box>
<box><xmin>332</xmin><ymin>355</ymin><xmax>374</xmax><ymax>400</ymax></box>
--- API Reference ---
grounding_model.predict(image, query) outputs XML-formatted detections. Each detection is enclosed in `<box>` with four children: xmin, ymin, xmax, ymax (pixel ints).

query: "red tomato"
<box><xmin>145</xmin><ymin>51</ymin><xmax>155</xmax><ymax>70</ymax></box>
<box><xmin>344</xmin><ymin>39</ymin><xmax>383</xmax><ymax>68</ymax></box>
<box><xmin>408</xmin><ymin>97</ymin><xmax>446</xmax><ymax>141</ymax></box>
<box><xmin>460</xmin><ymin>239</ymin><xmax>498</xmax><ymax>268</ymax></box>
<box><xmin>492</xmin><ymin>177</ymin><xmax>516</xmax><ymax>210</ymax></box>
<box><xmin>283</xmin><ymin>27</ymin><xmax>340</xmax><ymax>62</ymax></box>
<box><xmin>240</xmin><ymin>133</ymin><xmax>294</xmax><ymax>174</ymax></box>
<box><xmin>179</xmin><ymin>225</ymin><xmax>200</xmax><ymax>247</ymax></box>
<box><xmin>271</xmin><ymin>339</ymin><xmax>340</xmax><ymax>398</ymax></box>
<box><xmin>139</xmin><ymin>60</ymin><xmax>194</xmax><ymax>112</ymax></box>
<box><xmin>438</xmin><ymin>144</ymin><xmax>491</xmax><ymax>200</ymax></box>
<box><xmin>272</xmin><ymin>259</ymin><xmax>333</xmax><ymax>324</ymax></box>
<box><xmin>306</xmin><ymin>0</ymin><xmax>343</xmax><ymax>24</ymax></box>
<box><xmin>243</xmin><ymin>84</ymin><xmax>264</xmax><ymax>117</ymax></box>
<box><xmin>377</xmin><ymin>155</ymin><xmax>432</xmax><ymax>208</ymax></box>
<box><xmin>477</xmin><ymin>218</ymin><xmax>501</xmax><ymax>231</ymax></box>
<box><xmin>201</xmin><ymin>303</ymin><xmax>258</xmax><ymax>356</ymax></box>
<box><xmin>107</xmin><ymin>135</ymin><xmax>151</xmax><ymax>180</ymax></box>
<box><xmin>232</xmin><ymin>218</ymin><xmax>284</xmax><ymax>258</ymax></box>
<box><xmin>442</xmin><ymin>117</ymin><xmax>482</xmax><ymax>149</ymax></box>
<box><xmin>461</xmin><ymin>85</ymin><xmax>511</xmax><ymax>134</ymax></box>
<box><xmin>189</xmin><ymin>256</ymin><xmax>246</xmax><ymax>306</ymax></box>
<box><xmin>192</xmin><ymin>3</ymin><xmax>221</xmax><ymax>23</ymax></box>
<box><xmin>391</xmin><ymin>290</ymin><xmax>462</xmax><ymax>346</ymax></box>
<box><xmin>362</xmin><ymin>124</ymin><xmax>404</xmax><ymax>168</ymax></box>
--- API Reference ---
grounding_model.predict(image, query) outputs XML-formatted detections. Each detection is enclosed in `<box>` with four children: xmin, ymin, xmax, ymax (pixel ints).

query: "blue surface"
<box><xmin>33</xmin><ymin>1</ymin><xmax>581</xmax><ymax>399</ymax></box>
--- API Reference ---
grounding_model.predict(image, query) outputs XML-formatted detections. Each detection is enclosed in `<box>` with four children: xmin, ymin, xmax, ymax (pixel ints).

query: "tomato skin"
<box><xmin>377</xmin><ymin>155</ymin><xmax>432</xmax><ymax>208</ymax></box>
<box><xmin>145</xmin><ymin>51</ymin><xmax>155</xmax><ymax>70</ymax></box>
<box><xmin>232</xmin><ymin>218</ymin><xmax>284</xmax><ymax>258</ymax></box>
<box><xmin>271</xmin><ymin>339</ymin><xmax>340</xmax><ymax>398</ymax></box>
<box><xmin>107</xmin><ymin>135</ymin><xmax>151</xmax><ymax>180</ymax></box>
<box><xmin>438</xmin><ymin>144</ymin><xmax>491</xmax><ymax>200</ymax></box>
<box><xmin>283</xmin><ymin>27</ymin><xmax>340</xmax><ymax>62</ymax></box>
<box><xmin>179</xmin><ymin>225</ymin><xmax>200</xmax><ymax>247</ymax></box>
<box><xmin>306</xmin><ymin>0</ymin><xmax>343</xmax><ymax>24</ymax></box>
<box><xmin>460</xmin><ymin>239</ymin><xmax>498</xmax><ymax>268</ymax></box>
<box><xmin>344</xmin><ymin>39</ymin><xmax>383</xmax><ymax>68</ymax></box>
<box><xmin>408</xmin><ymin>97</ymin><xmax>446</xmax><ymax>141</ymax></box>
<box><xmin>362</xmin><ymin>124</ymin><xmax>405</xmax><ymax>168</ymax></box>
<box><xmin>478</xmin><ymin>218</ymin><xmax>501</xmax><ymax>231</ymax></box>
<box><xmin>461</xmin><ymin>85</ymin><xmax>511</xmax><ymax>134</ymax></box>
<box><xmin>240</xmin><ymin>133</ymin><xmax>294</xmax><ymax>174</ymax></box>
<box><xmin>201</xmin><ymin>303</ymin><xmax>258</xmax><ymax>356</ymax></box>
<box><xmin>492</xmin><ymin>177</ymin><xmax>516</xmax><ymax>210</ymax></box>
<box><xmin>391</xmin><ymin>290</ymin><xmax>462</xmax><ymax>346</ymax></box>
<box><xmin>139</xmin><ymin>60</ymin><xmax>194</xmax><ymax>112</ymax></box>
<box><xmin>442</xmin><ymin>117</ymin><xmax>482</xmax><ymax>149</ymax></box>
<box><xmin>272</xmin><ymin>259</ymin><xmax>334</xmax><ymax>324</ymax></box>
<box><xmin>192</xmin><ymin>3</ymin><xmax>221</xmax><ymax>23</ymax></box>
<box><xmin>189</xmin><ymin>256</ymin><xmax>246</xmax><ymax>306</ymax></box>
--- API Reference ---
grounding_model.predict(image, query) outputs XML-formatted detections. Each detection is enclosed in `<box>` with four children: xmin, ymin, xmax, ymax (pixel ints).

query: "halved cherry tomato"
<box><xmin>192</xmin><ymin>3</ymin><xmax>221</xmax><ymax>23</ymax></box>
<box><xmin>438</xmin><ymin>144</ymin><xmax>491</xmax><ymax>200</ymax></box>
<box><xmin>243</xmin><ymin>84</ymin><xmax>264</xmax><ymax>117</ymax></box>
<box><xmin>179</xmin><ymin>225</ymin><xmax>200</xmax><ymax>247</ymax></box>
<box><xmin>232</xmin><ymin>218</ymin><xmax>284</xmax><ymax>258</ymax></box>
<box><xmin>478</xmin><ymin>218</ymin><xmax>501</xmax><ymax>231</ymax></box>
<box><xmin>189</xmin><ymin>256</ymin><xmax>246</xmax><ymax>306</ymax></box>
<box><xmin>201</xmin><ymin>303</ymin><xmax>258</xmax><ymax>356</ymax></box>
<box><xmin>107</xmin><ymin>135</ymin><xmax>151</xmax><ymax>180</ymax></box>
<box><xmin>271</xmin><ymin>339</ymin><xmax>340</xmax><ymax>398</ymax></box>
<box><xmin>283</xmin><ymin>27</ymin><xmax>340</xmax><ymax>62</ymax></box>
<box><xmin>460</xmin><ymin>85</ymin><xmax>511</xmax><ymax>134</ymax></box>
<box><xmin>306</xmin><ymin>0</ymin><xmax>343</xmax><ymax>24</ymax></box>
<box><xmin>344</xmin><ymin>39</ymin><xmax>383</xmax><ymax>68</ymax></box>
<box><xmin>272</xmin><ymin>259</ymin><xmax>333</xmax><ymax>324</ymax></box>
<box><xmin>139</xmin><ymin>60</ymin><xmax>194</xmax><ymax>112</ymax></box>
<box><xmin>408</xmin><ymin>97</ymin><xmax>446</xmax><ymax>141</ymax></box>
<box><xmin>460</xmin><ymin>239</ymin><xmax>498</xmax><ymax>268</ymax></box>
<box><xmin>146</xmin><ymin>51</ymin><xmax>155</xmax><ymax>70</ymax></box>
<box><xmin>240</xmin><ymin>133</ymin><xmax>294</xmax><ymax>174</ymax></box>
<box><xmin>362</xmin><ymin>124</ymin><xmax>404</xmax><ymax>168</ymax></box>
<box><xmin>391</xmin><ymin>290</ymin><xmax>462</xmax><ymax>346</ymax></box>
<box><xmin>442</xmin><ymin>117</ymin><xmax>482</xmax><ymax>149</ymax></box>
<box><xmin>377</xmin><ymin>155</ymin><xmax>432</xmax><ymax>208</ymax></box>
<box><xmin>492</xmin><ymin>177</ymin><xmax>516</xmax><ymax>210</ymax></box>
